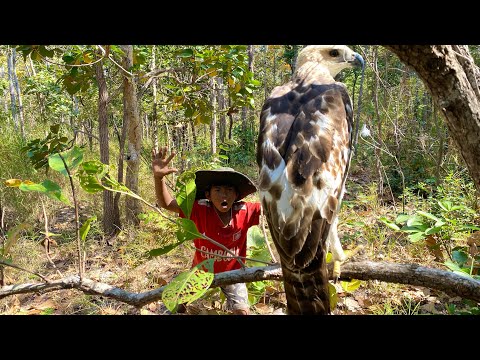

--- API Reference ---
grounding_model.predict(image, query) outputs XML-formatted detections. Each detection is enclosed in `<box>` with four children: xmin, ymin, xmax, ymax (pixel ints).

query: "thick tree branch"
<box><xmin>1</xmin><ymin>261</ymin><xmax>479</xmax><ymax>309</ymax></box>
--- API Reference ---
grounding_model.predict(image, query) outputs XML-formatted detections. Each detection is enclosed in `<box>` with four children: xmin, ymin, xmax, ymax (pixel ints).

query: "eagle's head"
<box><xmin>295</xmin><ymin>45</ymin><xmax>364</xmax><ymax>78</ymax></box>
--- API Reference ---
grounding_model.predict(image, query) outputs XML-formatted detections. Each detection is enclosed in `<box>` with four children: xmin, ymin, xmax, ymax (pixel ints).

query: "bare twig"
<box><xmin>40</xmin><ymin>200</ymin><xmax>63</xmax><ymax>278</ymax></box>
<box><xmin>0</xmin><ymin>260</ymin><xmax>50</xmax><ymax>283</ymax></box>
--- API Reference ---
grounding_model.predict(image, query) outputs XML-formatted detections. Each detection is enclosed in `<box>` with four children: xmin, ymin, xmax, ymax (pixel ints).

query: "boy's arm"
<box><xmin>152</xmin><ymin>147</ymin><xmax>181</xmax><ymax>214</ymax></box>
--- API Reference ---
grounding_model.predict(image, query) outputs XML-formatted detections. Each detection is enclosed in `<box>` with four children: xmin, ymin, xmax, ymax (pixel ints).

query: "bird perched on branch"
<box><xmin>256</xmin><ymin>45</ymin><xmax>364</xmax><ymax>314</ymax></box>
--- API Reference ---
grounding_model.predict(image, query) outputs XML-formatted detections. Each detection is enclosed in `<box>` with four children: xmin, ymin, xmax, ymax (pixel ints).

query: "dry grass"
<box><xmin>0</xmin><ymin>178</ymin><xmax>476</xmax><ymax>316</ymax></box>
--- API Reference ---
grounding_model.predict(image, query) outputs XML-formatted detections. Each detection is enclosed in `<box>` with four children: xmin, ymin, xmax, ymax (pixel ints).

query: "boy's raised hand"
<box><xmin>152</xmin><ymin>146</ymin><xmax>178</xmax><ymax>178</ymax></box>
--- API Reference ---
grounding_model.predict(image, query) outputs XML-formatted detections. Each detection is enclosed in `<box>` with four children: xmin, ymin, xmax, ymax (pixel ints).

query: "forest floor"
<box><xmin>0</xmin><ymin>174</ymin><xmax>477</xmax><ymax>316</ymax></box>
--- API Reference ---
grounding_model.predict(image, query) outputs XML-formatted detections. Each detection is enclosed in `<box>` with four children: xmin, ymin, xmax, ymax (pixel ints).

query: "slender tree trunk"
<box><xmin>210</xmin><ymin>78</ymin><xmax>217</xmax><ymax>155</ymax></box>
<box><xmin>190</xmin><ymin>121</ymin><xmax>197</xmax><ymax>149</ymax></box>
<box><xmin>114</xmin><ymin>113</ymin><xmax>127</xmax><ymax>229</ymax></box>
<box><xmin>385</xmin><ymin>45</ymin><xmax>480</xmax><ymax>195</ymax></box>
<box><xmin>151</xmin><ymin>47</ymin><xmax>159</xmax><ymax>151</ymax></box>
<box><xmin>0</xmin><ymin>66</ymin><xmax>7</xmax><ymax>113</ymax></box>
<box><xmin>144</xmin><ymin>113</ymin><xmax>149</xmax><ymax>143</ymax></box>
<box><xmin>121</xmin><ymin>45</ymin><xmax>142</xmax><ymax>226</ymax></box>
<box><xmin>95</xmin><ymin>60</ymin><xmax>119</xmax><ymax>237</ymax></box>
<box><xmin>372</xmin><ymin>47</ymin><xmax>384</xmax><ymax>197</ymax></box>
<box><xmin>11</xmin><ymin>49</ymin><xmax>25</xmax><ymax>139</ymax></box>
<box><xmin>7</xmin><ymin>49</ymin><xmax>18</xmax><ymax>131</ymax></box>
<box><xmin>434</xmin><ymin>103</ymin><xmax>445</xmax><ymax>187</ymax></box>
<box><xmin>28</xmin><ymin>57</ymin><xmax>46</xmax><ymax>123</ymax></box>
<box><xmin>217</xmin><ymin>77</ymin><xmax>226</xmax><ymax>143</ymax></box>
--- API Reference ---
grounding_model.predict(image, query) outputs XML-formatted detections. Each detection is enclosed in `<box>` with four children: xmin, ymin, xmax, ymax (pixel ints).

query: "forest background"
<box><xmin>0</xmin><ymin>45</ymin><xmax>479</xmax><ymax>315</ymax></box>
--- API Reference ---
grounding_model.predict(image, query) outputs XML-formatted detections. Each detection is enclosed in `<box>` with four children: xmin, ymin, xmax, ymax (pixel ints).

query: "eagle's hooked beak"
<box><xmin>350</xmin><ymin>52</ymin><xmax>364</xmax><ymax>68</ymax></box>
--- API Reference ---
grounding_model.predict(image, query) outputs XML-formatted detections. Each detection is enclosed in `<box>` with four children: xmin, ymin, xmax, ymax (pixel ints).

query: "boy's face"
<box><xmin>205</xmin><ymin>184</ymin><xmax>238</xmax><ymax>213</ymax></box>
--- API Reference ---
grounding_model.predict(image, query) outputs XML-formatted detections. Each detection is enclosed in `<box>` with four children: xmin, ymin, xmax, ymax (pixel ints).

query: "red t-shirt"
<box><xmin>180</xmin><ymin>199</ymin><xmax>261</xmax><ymax>273</ymax></box>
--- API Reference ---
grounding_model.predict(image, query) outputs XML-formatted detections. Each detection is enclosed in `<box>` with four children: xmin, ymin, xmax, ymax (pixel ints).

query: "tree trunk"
<box><xmin>95</xmin><ymin>60</ymin><xmax>119</xmax><ymax>237</ymax></box>
<box><xmin>7</xmin><ymin>49</ymin><xmax>18</xmax><ymax>131</ymax></box>
<box><xmin>150</xmin><ymin>46</ymin><xmax>158</xmax><ymax>151</ymax></box>
<box><xmin>121</xmin><ymin>45</ymin><xmax>142</xmax><ymax>226</ymax></box>
<box><xmin>216</xmin><ymin>77</ymin><xmax>226</xmax><ymax>143</ymax></box>
<box><xmin>11</xmin><ymin>49</ymin><xmax>25</xmax><ymax>139</ymax></box>
<box><xmin>385</xmin><ymin>45</ymin><xmax>480</xmax><ymax>195</ymax></box>
<box><xmin>210</xmin><ymin>78</ymin><xmax>217</xmax><ymax>155</ymax></box>
<box><xmin>372</xmin><ymin>46</ymin><xmax>384</xmax><ymax>197</ymax></box>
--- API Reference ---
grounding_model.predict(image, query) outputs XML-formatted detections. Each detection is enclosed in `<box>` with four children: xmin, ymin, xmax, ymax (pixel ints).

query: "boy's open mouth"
<box><xmin>221</xmin><ymin>200</ymin><xmax>228</xmax><ymax>207</ymax></box>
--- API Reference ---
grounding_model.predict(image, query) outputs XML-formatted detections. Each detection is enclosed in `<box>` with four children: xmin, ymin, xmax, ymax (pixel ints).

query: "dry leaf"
<box><xmin>255</xmin><ymin>303</ymin><xmax>273</xmax><ymax>314</ymax></box>
<box><xmin>30</xmin><ymin>298</ymin><xmax>56</xmax><ymax>311</ymax></box>
<box><xmin>140</xmin><ymin>308</ymin><xmax>157</xmax><ymax>315</ymax></box>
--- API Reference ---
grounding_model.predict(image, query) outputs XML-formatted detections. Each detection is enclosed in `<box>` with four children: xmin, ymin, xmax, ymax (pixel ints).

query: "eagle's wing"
<box><xmin>257</xmin><ymin>45</ymin><xmax>363</xmax><ymax>314</ymax></box>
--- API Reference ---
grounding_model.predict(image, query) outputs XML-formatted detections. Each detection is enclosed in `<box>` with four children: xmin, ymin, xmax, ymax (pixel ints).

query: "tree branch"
<box><xmin>1</xmin><ymin>261</ymin><xmax>479</xmax><ymax>310</ymax></box>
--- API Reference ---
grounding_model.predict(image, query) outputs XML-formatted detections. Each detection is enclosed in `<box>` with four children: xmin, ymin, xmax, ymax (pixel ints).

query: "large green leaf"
<box><xmin>19</xmin><ymin>180</ymin><xmax>71</xmax><ymax>206</ymax></box>
<box><xmin>162</xmin><ymin>259</ymin><xmax>214</xmax><ymax>313</ymax></box>
<box><xmin>80</xmin><ymin>216</ymin><xmax>97</xmax><ymax>243</ymax></box>
<box><xmin>77</xmin><ymin>160</ymin><xmax>108</xmax><ymax>193</ymax></box>
<box><xmin>443</xmin><ymin>260</ymin><xmax>472</xmax><ymax>277</ymax></box>
<box><xmin>341</xmin><ymin>279</ymin><xmax>362</xmax><ymax>293</ymax></box>
<box><xmin>246</xmin><ymin>226</ymin><xmax>265</xmax><ymax>248</ymax></box>
<box><xmin>175</xmin><ymin>218</ymin><xmax>202</xmax><ymax>242</ymax></box>
<box><xmin>452</xmin><ymin>250</ymin><xmax>469</xmax><ymax>267</ymax></box>
<box><xmin>406</xmin><ymin>215</ymin><xmax>427</xmax><ymax>227</ymax></box>
<box><xmin>246</xmin><ymin>226</ymin><xmax>272</xmax><ymax>267</ymax></box>
<box><xmin>149</xmin><ymin>218</ymin><xmax>203</xmax><ymax>257</ymax></box>
<box><xmin>3</xmin><ymin>223</ymin><xmax>30</xmax><ymax>255</ymax></box>
<box><xmin>149</xmin><ymin>241</ymin><xmax>185</xmax><ymax>257</ymax></box>
<box><xmin>328</xmin><ymin>282</ymin><xmax>338</xmax><ymax>312</ymax></box>
<box><xmin>395</xmin><ymin>214</ymin><xmax>410</xmax><ymax>224</ymax></box>
<box><xmin>417</xmin><ymin>210</ymin><xmax>440</xmax><ymax>222</ymax></box>
<box><xmin>379</xmin><ymin>217</ymin><xmax>401</xmax><ymax>231</ymax></box>
<box><xmin>48</xmin><ymin>146</ymin><xmax>83</xmax><ymax>176</ymax></box>
<box><xmin>176</xmin><ymin>173</ymin><xmax>196</xmax><ymax>219</ymax></box>
<box><xmin>407</xmin><ymin>232</ymin><xmax>426</xmax><ymax>243</ymax></box>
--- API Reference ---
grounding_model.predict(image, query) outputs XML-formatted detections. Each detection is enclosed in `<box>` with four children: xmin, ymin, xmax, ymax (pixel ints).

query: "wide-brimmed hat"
<box><xmin>195</xmin><ymin>167</ymin><xmax>257</xmax><ymax>200</ymax></box>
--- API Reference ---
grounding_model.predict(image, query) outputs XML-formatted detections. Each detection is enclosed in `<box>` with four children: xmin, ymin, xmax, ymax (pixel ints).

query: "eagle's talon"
<box><xmin>333</xmin><ymin>260</ymin><xmax>342</xmax><ymax>282</ymax></box>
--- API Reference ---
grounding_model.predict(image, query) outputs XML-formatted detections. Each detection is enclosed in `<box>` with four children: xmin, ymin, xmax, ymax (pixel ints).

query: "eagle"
<box><xmin>256</xmin><ymin>45</ymin><xmax>364</xmax><ymax>314</ymax></box>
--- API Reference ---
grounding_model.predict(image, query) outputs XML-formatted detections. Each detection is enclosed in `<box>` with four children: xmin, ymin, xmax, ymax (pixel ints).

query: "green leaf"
<box><xmin>379</xmin><ymin>217</ymin><xmax>400</xmax><ymax>231</ymax></box>
<box><xmin>38</xmin><ymin>46</ymin><xmax>54</xmax><ymax>58</ymax></box>
<box><xmin>246</xmin><ymin>226</ymin><xmax>272</xmax><ymax>267</ymax></box>
<box><xmin>77</xmin><ymin>160</ymin><xmax>109</xmax><ymax>194</ymax></box>
<box><xmin>406</xmin><ymin>215</ymin><xmax>427</xmax><ymax>227</ymax></box>
<box><xmin>452</xmin><ymin>250</ymin><xmax>469</xmax><ymax>267</ymax></box>
<box><xmin>162</xmin><ymin>259</ymin><xmax>214</xmax><ymax>313</ymax></box>
<box><xmin>48</xmin><ymin>146</ymin><xmax>83</xmax><ymax>176</ymax></box>
<box><xmin>417</xmin><ymin>210</ymin><xmax>441</xmax><ymax>222</ymax></box>
<box><xmin>438</xmin><ymin>200</ymin><xmax>453</xmax><ymax>212</ymax></box>
<box><xmin>407</xmin><ymin>232</ymin><xmax>426</xmax><ymax>243</ymax></box>
<box><xmin>443</xmin><ymin>260</ymin><xmax>471</xmax><ymax>277</ymax></box>
<box><xmin>247</xmin><ymin>281</ymin><xmax>266</xmax><ymax>305</ymax></box>
<box><xmin>80</xmin><ymin>216</ymin><xmax>97</xmax><ymax>243</ymax></box>
<box><xmin>425</xmin><ymin>226</ymin><xmax>443</xmax><ymax>235</ymax></box>
<box><xmin>176</xmin><ymin>174</ymin><xmax>196</xmax><ymax>220</ymax></box>
<box><xmin>328</xmin><ymin>282</ymin><xmax>338</xmax><ymax>312</ymax></box>
<box><xmin>4</xmin><ymin>223</ymin><xmax>30</xmax><ymax>255</ymax></box>
<box><xmin>246</xmin><ymin>226</ymin><xmax>265</xmax><ymax>248</ymax></box>
<box><xmin>460</xmin><ymin>225</ymin><xmax>480</xmax><ymax>231</ymax></box>
<box><xmin>178</xmin><ymin>49</ymin><xmax>194</xmax><ymax>58</ymax></box>
<box><xmin>176</xmin><ymin>218</ymin><xmax>202</xmax><ymax>242</ymax></box>
<box><xmin>149</xmin><ymin>241</ymin><xmax>185</xmax><ymax>257</ymax></box>
<box><xmin>341</xmin><ymin>279</ymin><xmax>362</xmax><ymax>293</ymax></box>
<box><xmin>19</xmin><ymin>179</ymin><xmax>71</xmax><ymax>206</ymax></box>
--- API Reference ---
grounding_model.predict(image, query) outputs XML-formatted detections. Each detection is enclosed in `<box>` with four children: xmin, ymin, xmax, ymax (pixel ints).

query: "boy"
<box><xmin>152</xmin><ymin>146</ymin><xmax>261</xmax><ymax>315</ymax></box>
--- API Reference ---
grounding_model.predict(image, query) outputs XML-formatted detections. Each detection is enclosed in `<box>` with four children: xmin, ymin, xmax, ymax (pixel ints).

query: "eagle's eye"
<box><xmin>329</xmin><ymin>49</ymin><xmax>339</xmax><ymax>57</ymax></box>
